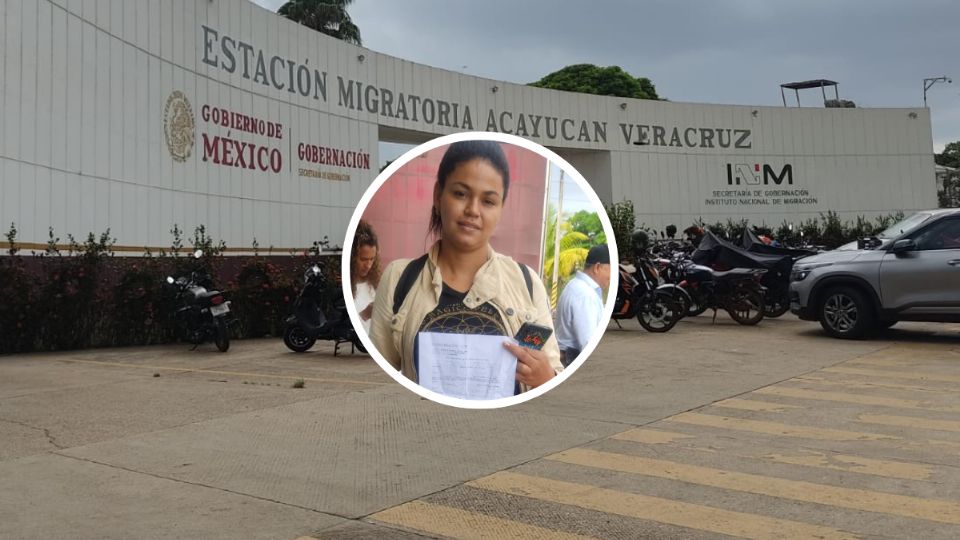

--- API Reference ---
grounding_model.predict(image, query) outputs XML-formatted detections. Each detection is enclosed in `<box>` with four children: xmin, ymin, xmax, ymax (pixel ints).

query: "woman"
<box><xmin>351</xmin><ymin>220</ymin><xmax>381</xmax><ymax>334</ymax></box>
<box><xmin>369</xmin><ymin>140</ymin><xmax>562</xmax><ymax>396</ymax></box>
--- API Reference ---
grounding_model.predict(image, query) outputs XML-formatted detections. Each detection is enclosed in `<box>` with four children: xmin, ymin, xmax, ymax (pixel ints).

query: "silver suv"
<box><xmin>790</xmin><ymin>208</ymin><xmax>960</xmax><ymax>338</ymax></box>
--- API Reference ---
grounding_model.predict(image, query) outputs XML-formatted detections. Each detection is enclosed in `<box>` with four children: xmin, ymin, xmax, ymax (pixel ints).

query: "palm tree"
<box><xmin>278</xmin><ymin>0</ymin><xmax>362</xmax><ymax>45</ymax></box>
<box><xmin>541</xmin><ymin>205</ymin><xmax>594</xmax><ymax>309</ymax></box>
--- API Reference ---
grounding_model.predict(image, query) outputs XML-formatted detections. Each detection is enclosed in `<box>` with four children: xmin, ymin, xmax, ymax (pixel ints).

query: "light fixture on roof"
<box><xmin>923</xmin><ymin>76</ymin><xmax>951</xmax><ymax>107</ymax></box>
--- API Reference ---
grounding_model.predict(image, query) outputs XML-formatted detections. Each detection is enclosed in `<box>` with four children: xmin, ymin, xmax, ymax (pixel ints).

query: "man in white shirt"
<box><xmin>555</xmin><ymin>245</ymin><xmax>610</xmax><ymax>367</ymax></box>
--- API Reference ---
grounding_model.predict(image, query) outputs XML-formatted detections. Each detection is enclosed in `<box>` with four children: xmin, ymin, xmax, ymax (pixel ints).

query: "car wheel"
<box><xmin>818</xmin><ymin>286</ymin><xmax>875</xmax><ymax>339</ymax></box>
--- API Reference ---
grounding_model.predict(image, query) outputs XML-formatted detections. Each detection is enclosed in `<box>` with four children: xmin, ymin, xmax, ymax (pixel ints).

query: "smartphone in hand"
<box><xmin>514</xmin><ymin>322</ymin><xmax>553</xmax><ymax>350</ymax></box>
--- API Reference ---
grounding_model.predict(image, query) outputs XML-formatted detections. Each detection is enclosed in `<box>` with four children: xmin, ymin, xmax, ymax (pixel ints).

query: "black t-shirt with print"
<box><xmin>413</xmin><ymin>283</ymin><xmax>518</xmax><ymax>394</ymax></box>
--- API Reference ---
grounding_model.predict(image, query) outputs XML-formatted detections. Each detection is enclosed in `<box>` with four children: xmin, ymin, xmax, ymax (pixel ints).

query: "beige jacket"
<box><xmin>369</xmin><ymin>242</ymin><xmax>563</xmax><ymax>388</ymax></box>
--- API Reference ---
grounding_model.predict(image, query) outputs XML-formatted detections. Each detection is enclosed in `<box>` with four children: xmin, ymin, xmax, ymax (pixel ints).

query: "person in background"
<box><xmin>683</xmin><ymin>225</ymin><xmax>705</xmax><ymax>247</ymax></box>
<box><xmin>351</xmin><ymin>220</ymin><xmax>381</xmax><ymax>334</ymax></box>
<box><xmin>554</xmin><ymin>244</ymin><xmax>610</xmax><ymax>367</ymax></box>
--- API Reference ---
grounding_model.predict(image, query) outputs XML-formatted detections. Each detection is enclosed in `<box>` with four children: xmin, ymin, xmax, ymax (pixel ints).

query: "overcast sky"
<box><xmin>252</xmin><ymin>0</ymin><xmax>958</xmax><ymax>153</ymax></box>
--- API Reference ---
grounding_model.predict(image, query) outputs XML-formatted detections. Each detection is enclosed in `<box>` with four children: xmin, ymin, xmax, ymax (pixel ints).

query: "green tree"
<box><xmin>567</xmin><ymin>210</ymin><xmax>606</xmax><ymax>244</ymax></box>
<box><xmin>939</xmin><ymin>170</ymin><xmax>960</xmax><ymax>208</ymax></box>
<box><xmin>529</xmin><ymin>64</ymin><xmax>660</xmax><ymax>100</ymax></box>
<box><xmin>936</xmin><ymin>141</ymin><xmax>960</xmax><ymax>169</ymax></box>
<box><xmin>278</xmin><ymin>0</ymin><xmax>362</xmax><ymax>45</ymax></box>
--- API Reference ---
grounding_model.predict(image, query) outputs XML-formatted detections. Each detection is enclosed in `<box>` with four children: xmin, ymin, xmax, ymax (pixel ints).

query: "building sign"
<box><xmin>727</xmin><ymin>163</ymin><xmax>793</xmax><ymax>185</ymax></box>
<box><xmin>704</xmin><ymin>163</ymin><xmax>818</xmax><ymax>207</ymax></box>
<box><xmin>165</xmin><ymin>93</ymin><xmax>373</xmax><ymax>181</ymax></box>
<box><xmin>164</xmin><ymin>91</ymin><xmax>195</xmax><ymax>163</ymax></box>
<box><xmin>199</xmin><ymin>25</ymin><xmax>754</xmax><ymax>150</ymax></box>
<box><xmin>199</xmin><ymin>104</ymin><xmax>284</xmax><ymax>173</ymax></box>
<box><xmin>296</xmin><ymin>142</ymin><xmax>371</xmax><ymax>182</ymax></box>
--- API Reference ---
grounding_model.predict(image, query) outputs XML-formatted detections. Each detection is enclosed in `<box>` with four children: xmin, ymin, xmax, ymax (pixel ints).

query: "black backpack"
<box><xmin>392</xmin><ymin>254</ymin><xmax>533</xmax><ymax>315</ymax></box>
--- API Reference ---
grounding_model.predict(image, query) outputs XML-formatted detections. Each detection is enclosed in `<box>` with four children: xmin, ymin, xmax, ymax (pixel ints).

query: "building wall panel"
<box><xmin>0</xmin><ymin>0</ymin><xmax>938</xmax><ymax>252</ymax></box>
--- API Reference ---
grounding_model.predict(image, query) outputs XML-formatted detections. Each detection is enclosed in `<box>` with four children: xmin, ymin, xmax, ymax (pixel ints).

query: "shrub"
<box><xmin>0</xmin><ymin>224</ymin><xmax>38</xmax><ymax>353</ymax></box>
<box><xmin>603</xmin><ymin>200</ymin><xmax>636</xmax><ymax>261</ymax></box>
<box><xmin>0</xmin><ymin>223</ymin><xmax>339</xmax><ymax>353</ymax></box>
<box><xmin>686</xmin><ymin>211</ymin><xmax>912</xmax><ymax>249</ymax></box>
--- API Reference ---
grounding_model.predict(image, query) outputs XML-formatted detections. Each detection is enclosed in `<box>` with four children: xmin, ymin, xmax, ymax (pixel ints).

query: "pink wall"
<box><xmin>362</xmin><ymin>142</ymin><xmax>548</xmax><ymax>274</ymax></box>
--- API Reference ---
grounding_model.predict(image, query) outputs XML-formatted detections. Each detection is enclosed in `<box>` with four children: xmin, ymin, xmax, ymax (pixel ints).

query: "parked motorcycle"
<box><xmin>165</xmin><ymin>250</ymin><xmax>233</xmax><ymax>352</ymax></box>
<box><xmin>738</xmin><ymin>229</ymin><xmax>816</xmax><ymax>317</ymax></box>
<box><xmin>282</xmin><ymin>261</ymin><xmax>366</xmax><ymax>355</ymax></box>
<box><xmin>662</xmin><ymin>252</ymin><xmax>767</xmax><ymax>325</ymax></box>
<box><xmin>613</xmin><ymin>255</ymin><xmax>686</xmax><ymax>332</ymax></box>
<box><xmin>689</xmin><ymin>231</ymin><xmax>790</xmax><ymax>319</ymax></box>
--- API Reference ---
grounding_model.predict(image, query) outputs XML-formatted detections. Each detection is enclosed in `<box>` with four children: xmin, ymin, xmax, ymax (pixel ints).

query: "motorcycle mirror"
<box><xmin>193</xmin><ymin>249</ymin><xmax>203</xmax><ymax>259</ymax></box>
<box><xmin>166</xmin><ymin>276</ymin><xmax>174</xmax><ymax>284</ymax></box>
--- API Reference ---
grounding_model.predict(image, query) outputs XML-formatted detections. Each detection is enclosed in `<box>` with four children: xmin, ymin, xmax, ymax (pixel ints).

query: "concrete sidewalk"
<box><xmin>1</xmin><ymin>316</ymin><xmax>956</xmax><ymax>539</ymax></box>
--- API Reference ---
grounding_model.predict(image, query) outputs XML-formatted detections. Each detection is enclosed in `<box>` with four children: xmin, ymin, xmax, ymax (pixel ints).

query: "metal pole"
<box><xmin>537</xmin><ymin>162</ymin><xmax>551</xmax><ymax>279</ymax></box>
<box><xmin>924</xmin><ymin>76</ymin><xmax>952</xmax><ymax>108</ymax></box>
<box><xmin>550</xmin><ymin>170</ymin><xmax>565</xmax><ymax>310</ymax></box>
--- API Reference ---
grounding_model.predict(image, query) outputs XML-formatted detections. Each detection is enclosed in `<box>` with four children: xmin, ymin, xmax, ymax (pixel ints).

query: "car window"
<box><xmin>911</xmin><ymin>219</ymin><xmax>960</xmax><ymax>250</ymax></box>
<box><xmin>878</xmin><ymin>212</ymin><xmax>934</xmax><ymax>238</ymax></box>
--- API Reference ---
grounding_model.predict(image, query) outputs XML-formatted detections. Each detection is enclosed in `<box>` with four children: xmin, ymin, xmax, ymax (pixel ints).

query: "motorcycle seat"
<box><xmin>196</xmin><ymin>289</ymin><xmax>222</xmax><ymax>300</ymax></box>
<box><xmin>710</xmin><ymin>268</ymin><xmax>766</xmax><ymax>279</ymax></box>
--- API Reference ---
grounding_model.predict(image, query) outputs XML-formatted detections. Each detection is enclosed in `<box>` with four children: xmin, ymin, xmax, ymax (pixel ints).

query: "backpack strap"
<box><xmin>392</xmin><ymin>254</ymin><xmax>533</xmax><ymax>314</ymax></box>
<box><xmin>392</xmin><ymin>254</ymin><xmax>429</xmax><ymax>315</ymax></box>
<box><xmin>518</xmin><ymin>262</ymin><xmax>533</xmax><ymax>301</ymax></box>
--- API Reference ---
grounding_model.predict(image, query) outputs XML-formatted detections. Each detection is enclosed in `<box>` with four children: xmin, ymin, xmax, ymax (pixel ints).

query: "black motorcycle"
<box><xmin>165</xmin><ymin>251</ymin><xmax>233</xmax><ymax>352</ymax></box>
<box><xmin>738</xmin><ymin>229</ymin><xmax>816</xmax><ymax>318</ymax></box>
<box><xmin>612</xmin><ymin>255</ymin><xmax>687</xmax><ymax>332</ymax></box>
<box><xmin>282</xmin><ymin>262</ymin><xmax>366</xmax><ymax>355</ymax></box>
<box><xmin>669</xmin><ymin>256</ymin><xmax>767</xmax><ymax>325</ymax></box>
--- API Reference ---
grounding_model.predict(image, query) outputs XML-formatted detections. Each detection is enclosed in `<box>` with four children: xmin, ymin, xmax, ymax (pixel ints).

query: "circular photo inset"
<box><xmin>343</xmin><ymin>132</ymin><xmax>617</xmax><ymax>408</ymax></box>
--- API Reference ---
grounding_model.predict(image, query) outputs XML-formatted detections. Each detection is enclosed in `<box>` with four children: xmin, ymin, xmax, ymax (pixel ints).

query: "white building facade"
<box><xmin>0</xmin><ymin>0</ymin><xmax>937</xmax><ymax>251</ymax></box>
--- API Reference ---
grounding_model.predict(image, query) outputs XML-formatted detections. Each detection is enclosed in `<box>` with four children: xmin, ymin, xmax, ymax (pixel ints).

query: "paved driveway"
<box><xmin>1</xmin><ymin>316</ymin><xmax>958</xmax><ymax>539</ymax></box>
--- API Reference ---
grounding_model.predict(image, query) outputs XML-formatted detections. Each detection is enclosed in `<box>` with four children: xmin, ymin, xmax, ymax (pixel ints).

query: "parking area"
<box><xmin>1</xmin><ymin>315</ymin><xmax>959</xmax><ymax>539</ymax></box>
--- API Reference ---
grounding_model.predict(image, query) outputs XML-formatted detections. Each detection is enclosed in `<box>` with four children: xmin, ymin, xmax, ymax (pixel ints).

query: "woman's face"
<box><xmin>354</xmin><ymin>244</ymin><xmax>377</xmax><ymax>279</ymax></box>
<box><xmin>434</xmin><ymin>158</ymin><xmax>505</xmax><ymax>252</ymax></box>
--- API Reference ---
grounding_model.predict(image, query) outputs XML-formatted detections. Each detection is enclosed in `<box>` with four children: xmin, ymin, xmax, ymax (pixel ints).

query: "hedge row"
<box><xmin>0</xmin><ymin>224</ymin><xmax>339</xmax><ymax>355</ymax></box>
<box><xmin>603</xmin><ymin>201</ymin><xmax>909</xmax><ymax>259</ymax></box>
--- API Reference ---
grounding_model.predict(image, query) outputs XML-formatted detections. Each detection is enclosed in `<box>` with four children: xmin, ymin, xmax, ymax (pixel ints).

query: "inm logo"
<box><xmin>726</xmin><ymin>163</ymin><xmax>793</xmax><ymax>185</ymax></box>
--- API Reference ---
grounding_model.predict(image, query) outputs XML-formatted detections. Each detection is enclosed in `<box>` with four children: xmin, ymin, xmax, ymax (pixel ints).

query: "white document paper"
<box><xmin>417</xmin><ymin>332</ymin><xmax>517</xmax><ymax>400</ymax></box>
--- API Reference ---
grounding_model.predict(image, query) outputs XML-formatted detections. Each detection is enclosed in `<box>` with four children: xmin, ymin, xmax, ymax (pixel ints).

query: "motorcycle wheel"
<box><xmin>727</xmin><ymin>289</ymin><xmax>765</xmax><ymax>326</ymax></box>
<box><xmin>662</xmin><ymin>289</ymin><xmax>690</xmax><ymax>320</ymax></box>
<box><xmin>283</xmin><ymin>325</ymin><xmax>316</xmax><ymax>353</ymax></box>
<box><xmin>763</xmin><ymin>294</ymin><xmax>791</xmax><ymax>318</ymax></box>
<box><xmin>686</xmin><ymin>294</ymin><xmax>708</xmax><ymax>317</ymax></box>
<box><xmin>638</xmin><ymin>292</ymin><xmax>681</xmax><ymax>333</ymax></box>
<box><xmin>214</xmin><ymin>319</ymin><xmax>230</xmax><ymax>352</ymax></box>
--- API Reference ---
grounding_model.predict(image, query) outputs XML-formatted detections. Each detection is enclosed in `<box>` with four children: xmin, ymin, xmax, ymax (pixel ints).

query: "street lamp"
<box><xmin>923</xmin><ymin>76</ymin><xmax>952</xmax><ymax>107</ymax></box>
